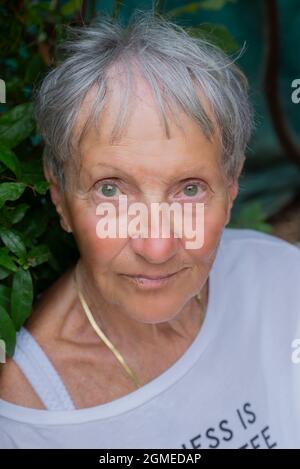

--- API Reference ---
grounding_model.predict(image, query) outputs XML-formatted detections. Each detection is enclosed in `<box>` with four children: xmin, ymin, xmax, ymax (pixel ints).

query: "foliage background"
<box><xmin>0</xmin><ymin>0</ymin><xmax>299</xmax><ymax>356</ymax></box>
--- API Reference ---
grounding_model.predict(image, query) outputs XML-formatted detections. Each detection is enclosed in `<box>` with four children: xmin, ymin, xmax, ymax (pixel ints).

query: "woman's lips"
<box><xmin>121</xmin><ymin>268</ymin><xmax>186</xmax><ymax>289</ymax></box>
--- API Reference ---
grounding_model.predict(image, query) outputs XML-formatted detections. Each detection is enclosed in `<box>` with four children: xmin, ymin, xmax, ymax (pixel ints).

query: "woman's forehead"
<box><xmin>76</xmin><ymin>67</ymin><xmax>216</xmax><ymax>145</ymax></box>
<box><xmin>72</xmin><ymin>72</ymin><xmax>223</xmax><ymax>187</ymax></box>
<box><xmin>77</xmin><ymin>126</ymin><xmax>223</xmax><ymax>190</ymax></box>
<box><xmin>80</xmin><ymin>111</ymin><xmax>219</xmax><ymax>159</ymax></box>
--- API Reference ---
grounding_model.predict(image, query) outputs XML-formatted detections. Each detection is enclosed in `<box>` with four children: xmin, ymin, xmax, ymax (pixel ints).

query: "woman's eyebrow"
<box><xmin>90</xmin><ymin>162</ymin><xmax>210</xmax><ymax>187</ymax></box>
<box><xmin>93</xmin><ymin>162</ymin><xmax>208</xmax><ymax>176</ymax></box>
<box><xmin>92</xmin><ymin>162</ymin><xmax>134</xmax><ymax>178</ymax></box>
<box><xmin>94</xmin><ymin>162</ymin><xmax>124</xmax><ymax>171</ymax></box>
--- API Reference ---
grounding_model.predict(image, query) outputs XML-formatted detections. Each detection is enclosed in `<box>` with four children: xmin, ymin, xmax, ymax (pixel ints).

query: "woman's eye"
<box><xmin>96</xmin><ymin>182</ymin><xmax>121</xmax><ymax>198</ymax></box>
<box><xmin>181</xmin><ymin>182</ymin><xmax>204</xmax><ymax>198</ymax></box>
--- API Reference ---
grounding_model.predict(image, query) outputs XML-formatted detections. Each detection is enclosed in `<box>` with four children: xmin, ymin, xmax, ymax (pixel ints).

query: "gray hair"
<box><xmin>34</xmin><ymin>9</ymin><xmax>253</xmax><ymax>192</ymax></box>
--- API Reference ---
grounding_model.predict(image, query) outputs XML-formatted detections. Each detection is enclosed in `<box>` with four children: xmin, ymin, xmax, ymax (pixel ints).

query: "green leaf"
<box><xmin>26</xmin><ymin>244</ymin><xmax>51</xmax><ymax>267</ymax></box>
<box><xmin>198</xmin><ymin>0</ymin><xmax>235</xmax><ymax>10</ymax></box>
<box><xmin>0</xmin><ymin>103</ymin><xmax>36</xmax><ymax>149</ymax></box>
<box><xmin>0</xmin><ymin>182</ymin><xmax>26</xmax><ymax>208</ymax></box>
<box><xmin>33</xmin><ymin>180</ymin><xmax>50</xmax><ymax>194</ymax></box>
<box><xmin>0</xmin><ymin>226</ymin><xmax>27</xmax><ymax>258</ymax></box>
<box><xmin>0</xmin><ymin>284</ymin><xmax>10</xmax><ymax>311</ymax></box>
<box><xmin>189</xmin><ymin>24</ymin><xmax>239</xmax><ymax>53</ymax></box>
<box><xmin>168</xmin><ymin>2</ymin><xmax>204</xmax><ymax>16</ymax></box>
<box><xmin>11</xmin><ymin>268</ymin><xmax>33</xmax><ymax>331</ymax></box>
<box><xmin>167</xmin><ymin>0</ymin><xmax>235</xmax><ymax>16</ymax></box>
<box><xmin>5</xmin><ymin>78</ymin><xmax>22</xmax><ymax>96</ymax></box>
<box><xmin>0</xmin><ymin>305</ymin><xmax>16</xmax><ymax>357</ymax></box>
<box><xmin>0</xmin><ymin>144</ymin><xmax>22</xmax><ymax>178</ymax></box>
<box><xmin>1</xmin><ymin>203</ymin><xmax>30</xmax><ymax>224</ymax></box>
<box><xmin>0</xmin><ymin>266</ymin><xmax>11</xmax><ymax>280</ymax></box>
<box><xmin>21</xmin><ymin>158</ymin><xmax>44</xmax><ymax>185</ymax></box>
<box><xmin>21</xmin><ymin>208</ymin><xmax>50</xmax><ymax>239</ymax></box>
<box><xmin>24</xmin><ymin>53</ymin><xmax>44</xmax><ymax>84</ymax></box>
<box><xmin>61</xmin><ymin>0</ymin><xmax>82</xmax><ymax>16</ymax></box>
<box><xmin>229</xmin><ymin>201</ymin><xmax>273</xmax><ymax>234</ymax></box>
<box><xmin>0</xmin><ymin>247</ymin><xmax>18</xmax><ymax>272</ymax></box>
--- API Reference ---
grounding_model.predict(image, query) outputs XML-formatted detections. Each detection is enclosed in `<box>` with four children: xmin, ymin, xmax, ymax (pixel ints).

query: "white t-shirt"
<box><xmin>0</xmin><ymin>228</ymin><xmax>300</xmax><ymax>449</ymax></box>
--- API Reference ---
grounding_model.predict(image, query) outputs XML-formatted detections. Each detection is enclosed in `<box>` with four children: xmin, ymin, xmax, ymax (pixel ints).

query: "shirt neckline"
<box><xmin>0</xmin><ymin>237</ymin><xmax>224</xmax><ymax>425</ymax></box>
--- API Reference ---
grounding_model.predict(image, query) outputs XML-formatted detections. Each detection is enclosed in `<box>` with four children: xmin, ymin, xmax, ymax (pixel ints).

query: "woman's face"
<box><xmin>50</xmin><ymin>78</ymin><xmax>239</xmax><ymax>323</ymax></box>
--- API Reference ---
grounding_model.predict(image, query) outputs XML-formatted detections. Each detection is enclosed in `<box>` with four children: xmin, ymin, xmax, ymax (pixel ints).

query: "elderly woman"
<box><xmin>0</xmin><ymin>11</ymin><xmax>300</xmax><ymax>450</ymax></box>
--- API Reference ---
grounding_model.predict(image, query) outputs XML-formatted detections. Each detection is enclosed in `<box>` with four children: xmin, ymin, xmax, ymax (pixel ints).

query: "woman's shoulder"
<box><xmin>0</xmin><ymin>357</ymin><xmax>46</xmax><ymax>408</ymax></box>
<box><xmin>0</xmin><ymin>265</ymin><xmax>77</xmax><ymax>409</ymax></box>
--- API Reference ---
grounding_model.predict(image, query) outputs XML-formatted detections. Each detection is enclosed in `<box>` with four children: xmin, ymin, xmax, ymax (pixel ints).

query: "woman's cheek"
<box><xmin>71</xmin><ymin>208</ymin><xmax>125</xmax><ymax>264</ymax></box>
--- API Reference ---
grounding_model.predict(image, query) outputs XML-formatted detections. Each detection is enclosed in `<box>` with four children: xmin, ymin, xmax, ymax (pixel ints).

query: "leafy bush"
<box><xmin>0</xmin><ymin>1</ymin><xmax>80</xmax><ymax>356</ymax></box>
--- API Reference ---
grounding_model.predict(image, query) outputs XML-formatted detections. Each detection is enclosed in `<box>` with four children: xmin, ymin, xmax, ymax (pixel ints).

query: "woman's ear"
<box><xmin>225</xmin><ymin>156</ymin><xmax>245</xmax><ymax>224</ymax></box>
<box><xmin>225</xmin><ymin>179</ymin><xmax>239</xmax><ymax>226</ymax></box>
<box><xmin>225</xmin><ymin>163</ymin><xmax>245</xmax><ymax>226</ymax></box>
<box><xmin>43</xmin><ymin>163</ymin><xmax>72</xmax><ymax>233</ymax></box>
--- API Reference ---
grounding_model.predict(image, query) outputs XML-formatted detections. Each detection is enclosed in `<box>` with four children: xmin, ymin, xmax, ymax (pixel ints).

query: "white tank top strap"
<box><xmin>13</xmin><ymin>326</ymin><xmax>76</xmax><ymax>411</ymax></box>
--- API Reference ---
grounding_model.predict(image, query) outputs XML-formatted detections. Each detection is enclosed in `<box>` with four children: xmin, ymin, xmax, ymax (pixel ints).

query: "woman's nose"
<box><xmin>128</xmin><ymin>202</ymin><xmax>181</xmax><ymax>264</ymax></box>
<box><xmin>130</xmin><ymin>234</ymin><xmax>181</xmax><ymax>264</ymax></box>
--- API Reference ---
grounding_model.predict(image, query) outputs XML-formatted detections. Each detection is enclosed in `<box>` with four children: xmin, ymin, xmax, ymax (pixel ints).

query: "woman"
<box><xmin>0</xmin><ymin>11</ymin><xmax>300</xmax><ymax>449</ymax></box>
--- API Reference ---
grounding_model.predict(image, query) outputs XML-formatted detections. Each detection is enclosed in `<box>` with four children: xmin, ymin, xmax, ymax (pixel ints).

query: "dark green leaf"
<box><xmin>11</xmin><ymin>268</ymin><xmax>33</xmax><ymax>331</ymax></box>
<box><xmin>21</xmin><ymin>209</ymin><xmax>50</xmax><ymax>239</ymax></box>
<box><xmin>2</xmin><ymin>203</ymin><xmax>30</xmax><ymax>224</ymax></box>
<box><xmin>33</xmin><ymin>180</ymin><xmax>50</xmax><ymax>194</ymax></box>
<box><xmin>21</xmin><ymin>158</ymin><xmax>44</xmax><ymax>185</ymax></box>
<box><xmin>0</xmin><ymin>266</ymin><xmax>11</xmax><ymax>280</ymax></box>
<box><xmin>60</xmin><ymin>0</ymin><xmax>82</xmax><ymax>16</ymax></box>
<box><xmin>0</xmin><ymin>305</ymin><xmax>16</xmax><ymax>357</ymax></box>
<box><xmin>229</xmin><ymin>201</ymin><xmax>273</xmax><ymax>233</ymax></box>
<box><xmin>0</xmin><ymin>182</ymin><xmax>26</xmax><ymax>208</ymax></box>
<box><xmin>0</xmin><ymin>285</ymin><xmax>10</xmax><ymax>311</ymax></box>
<box><xmin>189</xmin><ymin>24</ymin><xmax>239</xmax><ymax>53</ymax></box>
<box><xmin>26</xmin><ymin>244</ymin><xmax>51</xmax><ymax>267</ymax></box>
<box><xmin>0</xmin><ymin>247</ymin><xmax>18</xmax><ymax>272</ymax></box>
<box><xmin>198</xmin><ymin>0</ymin><xmax>235</xmax><ymax>10</ymax></box>
<box><xmin>0</xmin><ymin>103</ymin><xmax>35</xmax><ymax>149</ymax></box>
<box><xmin>0</xmin><ymin>144</ymin><xmax>22</xmax><ymax>178</ymax></box>
<box><xmin>168</xmin><ymin>2</ymin><xmax>205</xmax><ymax>16</ymax></box>
<box><xmin>24</xmin><ymin>54</ymin><xmax>44</xmax><ymax>84</ymax></box>
<box><xmin>167</xmin><ymin>0</ymin><xmax>235</xmax><ymax>16</ymax></box>
<box><xmin>0</xmin><ymin>226</ymin><xmax>27</xmax><ymax>258</ymax></box>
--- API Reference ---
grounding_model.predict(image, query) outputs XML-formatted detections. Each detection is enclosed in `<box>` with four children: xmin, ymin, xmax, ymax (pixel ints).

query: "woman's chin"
<box><xmin>117</xmin><ymin>296</ymin><xmax>189</xmax><ymax>324</ymax></box>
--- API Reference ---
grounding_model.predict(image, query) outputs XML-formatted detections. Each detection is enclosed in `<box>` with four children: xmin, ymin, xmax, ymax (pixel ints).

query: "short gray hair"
<box><xmin>34</xmin><ymin>9</ymin><xmax>253</xmax><ymax>191</ymax></box>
